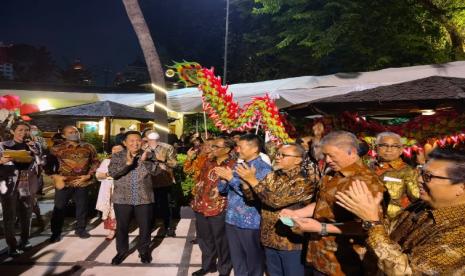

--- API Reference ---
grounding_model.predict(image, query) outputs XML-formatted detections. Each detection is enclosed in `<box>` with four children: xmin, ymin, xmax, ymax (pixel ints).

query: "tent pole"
<box><xmin>255</xmin><ymin>116</ymin><xmax>261</xmax><ymax>135</ymax></box>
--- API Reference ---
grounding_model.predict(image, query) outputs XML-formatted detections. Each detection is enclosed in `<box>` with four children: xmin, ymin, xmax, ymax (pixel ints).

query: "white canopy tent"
<box><xmin>165</xmin><ymin>60</ymin><xmax>465</xmax><ymax>112</ymax></box>
<box><xmin>2</xmin><ymin>61</ymin><xmax>464</xmax><ymax>112</ymax></box>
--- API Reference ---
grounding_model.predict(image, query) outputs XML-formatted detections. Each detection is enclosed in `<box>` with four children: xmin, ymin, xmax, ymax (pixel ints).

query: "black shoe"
<box><xmin>111</xmin><ymin>253</ymin><xmax>127</xmax><ymax>265</ymax></box>
<box><xmin>19</xmin><ymin>241</ymin><xmax>32</xmax><ymax>250</ymax></box>
<box><xmin>157</xmin><ymin>228</ymin><xmax>167</xmax><ymax>237</ymax></box>
<box><xmin>49</xmin><ymin>234</ymin><xmax>62</xmax><ymax>243</ymax></box>
<box><xmin>76</xmin><ymin>231</ymin><xmax>91</xmax><ymax>239</ymax></box>
<box><xmin>167</xmin><ymin>228</ymin><xmax>176</xmax><ymax>237</ymax></box>
<box><xmin>8</xmin><ymin>248</ymin><xmax>24</xmax><ymax>257</ymax></box>
<box><xmin>139</xmin><ymin>252</ymin><xmax>152</xmax><ymax>264</ymax></box>
<box><xmin>192</xmin><ymin>267</ymin><xmax>217</xmax><ymax>276</ymax></box>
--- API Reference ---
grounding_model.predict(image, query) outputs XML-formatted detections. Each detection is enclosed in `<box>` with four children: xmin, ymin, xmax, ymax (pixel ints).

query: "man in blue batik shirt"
<box><xmin>216</xmin><ymin>134</ymin><xmax>272</xmax><ymax>276</ymax></box>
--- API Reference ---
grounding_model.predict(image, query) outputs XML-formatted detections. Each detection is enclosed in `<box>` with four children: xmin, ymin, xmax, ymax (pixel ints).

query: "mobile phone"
<box><xmin>279</xmin><ymin>217</ymin><xmax>294</xmax><ymax>227</ymax></box>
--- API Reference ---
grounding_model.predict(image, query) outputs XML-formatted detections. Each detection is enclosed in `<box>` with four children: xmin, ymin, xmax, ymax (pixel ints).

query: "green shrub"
<box><xmin>82</xmin><ymin>132</ymin><xmax>103</xmax><ymax>153</ymax></box>
<box><xmin>173</xmin><ymin>153</ymin><xmax>195</xmax><ymax>206</ymax></box>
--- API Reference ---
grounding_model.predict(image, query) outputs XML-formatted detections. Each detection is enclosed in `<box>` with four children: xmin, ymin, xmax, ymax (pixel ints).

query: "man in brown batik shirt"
<box><xmin>282</xmin><ymin>131</ymin><xmax>384</xmax><ymax>276</ymax></box>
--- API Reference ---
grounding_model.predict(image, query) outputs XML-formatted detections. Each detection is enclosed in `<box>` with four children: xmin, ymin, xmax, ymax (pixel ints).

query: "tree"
<box><xmin>122</xmin><ymin>0</ymin><xmax>168</xmax><ymax>141</ymax></box>
<box><xmin>228</xmin><ymin>0</ymin><xmax>464</xmax><ymax>80</ymax></box>
<box><xmin>7</xmin><ymin>44</ymin><xmax>56</xmax><ymax>82</ymax></box>
<box><xmin>415</xmin><ymin>0</ymin><xmax>465</xmax><ymax>59</ymax></box>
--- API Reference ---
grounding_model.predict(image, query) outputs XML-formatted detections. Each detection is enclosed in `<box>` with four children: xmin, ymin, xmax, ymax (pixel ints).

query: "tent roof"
<box><xmin>287</xmin><ymin>76</ymin><xmax>465</xmax><ymax>116</ymax></box>
<box><xmin>2</xmin><ymin>61</ymin><xmax>465</xmax><ymax>113</ymax></box>
<box><xmin>167</xmin><ymin>61</ymin><xmax>465</xmax><ymax>112</ymax></box>
<box><xmin>29</xmin><ymin>100</ymin><xmax>155</xmax><ymax>121</ymax></box>
<box><xmin>317</xmin><ymin>76</ymin><xmax>465</xmax><ymax>103</ymax></box>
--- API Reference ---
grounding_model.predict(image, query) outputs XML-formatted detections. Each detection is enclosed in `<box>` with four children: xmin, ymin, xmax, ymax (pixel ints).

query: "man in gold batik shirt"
<box><xmin>336</xmin><ymin>147</ymin><xmax>465</xmax><ymax>275</ymax></box>
<box><xmin>371</xmin><ymin>132</ymin><xmax>419</xmax><ymax>219</ymax></box>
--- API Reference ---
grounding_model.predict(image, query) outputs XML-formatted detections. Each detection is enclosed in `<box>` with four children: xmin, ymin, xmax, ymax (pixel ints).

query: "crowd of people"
<box><xmin>0</xmin><ymin>120</ymin><xmax>464</xmax><ymax>275</ymax></box>
<box><xmin>183</xmin><ymin>128</ymin><xmax>465</xmax><ymax>276</ymax></box>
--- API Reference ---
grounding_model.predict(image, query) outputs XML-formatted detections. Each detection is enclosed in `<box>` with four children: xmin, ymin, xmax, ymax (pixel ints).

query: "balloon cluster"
<box><xmin>0</xmin><ymin>94</ymin><xmax>40</xmax><ymax>122</ymax></box>
<box><xmin>0</xmin><ymin>94</ymin><xmax>21</xmax><ymax>110</ymax></box>
<box><xmin>170</xmin><ymin>61</ymin><xmax>293</xmax><ymax>143</ymax></box>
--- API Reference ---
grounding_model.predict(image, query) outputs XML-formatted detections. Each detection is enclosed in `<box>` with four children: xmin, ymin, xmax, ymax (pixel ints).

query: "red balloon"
<box><xmin>3</xmin><ymin>94</ymin><xmax>21</xmax><ymax>110</ymax></box>
<box><xmin>0</xmin><ymin>96</ymin><xmax>7</xmax><ymax>109</ymax></box>
<box><xmin>20</xmin><ymin>103</ymin><xmax>40</xmax><ymax>115</ymax></box>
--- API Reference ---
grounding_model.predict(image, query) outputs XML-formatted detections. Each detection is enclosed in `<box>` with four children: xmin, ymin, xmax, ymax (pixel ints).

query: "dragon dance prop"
<box><xmin>169</xmin><ymin>62</ymin><xmax>293</xmax><ymax>143</ymax></box>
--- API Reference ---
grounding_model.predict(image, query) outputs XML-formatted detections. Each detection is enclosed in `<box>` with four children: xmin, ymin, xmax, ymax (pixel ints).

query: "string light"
<box><xmin>151</xmin><ymin>83</ymin><xmax>168</xmax><ymax>95</ymax></box>
<box><xmin>145</xmin><ymin>102</ymin><xmax>175</xmax><ymax>113</ymax></box>
<box><xmin>154</xmin><ymin>124</ymin><xmax>170</xmax><ymax>133</ymax></box>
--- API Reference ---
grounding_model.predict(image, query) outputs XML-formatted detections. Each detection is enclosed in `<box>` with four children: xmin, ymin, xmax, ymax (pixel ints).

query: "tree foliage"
<box><xmin>227</xmin><ymin>0</ymin><xmax>465</xmax><ymax>81</ymax></box>
<box><xmin>6</xmin><ymin>44</ymin><xmax>56</xmax><ymax>82</ymax></box>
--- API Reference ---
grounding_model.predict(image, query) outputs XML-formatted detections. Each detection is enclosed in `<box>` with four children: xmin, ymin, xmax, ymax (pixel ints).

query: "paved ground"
<box><xmin>0</xmin><ymin>182</ymin><xmax>220</xmax><ymax>276</ymax></box>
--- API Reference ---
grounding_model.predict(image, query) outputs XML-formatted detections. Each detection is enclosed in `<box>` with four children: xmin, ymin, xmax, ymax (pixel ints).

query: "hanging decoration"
<box><xmin>169</xmin><ymin>61</ymin><xmax>293</xmax><ymax>143</ymax></box>
<box><xmin>338</xmin><ymin>110</ymin><xmax>465</xmax><ymax>143</ymax></box>
<box><xmin>337</xmin><ymin>110</ymin><xmax>465</xmax><ymax>159</ymax></box>
<box><xmin>362</xmin><ymin>132</ymin><xmax>465</xmax><ymax>158</ymax></box>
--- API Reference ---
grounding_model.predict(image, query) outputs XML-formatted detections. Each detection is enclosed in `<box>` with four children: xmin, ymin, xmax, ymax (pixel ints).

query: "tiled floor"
<box><xmin>0</xmin><ymin>217</ymin><xmax>227</xmax><ymax>276</ymax></box>
<box><xmin>0</xmin><ymin>187</ymin><xmax>224</xmax><ymax>276</ymax></box>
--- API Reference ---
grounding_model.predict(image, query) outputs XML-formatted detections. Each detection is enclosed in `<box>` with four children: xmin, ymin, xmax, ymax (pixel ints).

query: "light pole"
<box><xmin>223</xmin><ymin>0</ymin><xmax>230</xmax><ymax>86</ymax></box>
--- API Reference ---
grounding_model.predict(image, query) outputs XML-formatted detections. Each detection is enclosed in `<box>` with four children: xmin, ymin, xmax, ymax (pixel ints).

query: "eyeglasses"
<box><xmin>210</xmin><ymin>145</ymin><xmax>227</xmax><ymax>150</ymax></box>
<box><xmin>377</xmin><ymin>144</ymin><xmax>402</xmax><ymax>150</ymax></box>
<box><xmin>276</xmin><ymin>152</ymin><xmax>301</xmax><ymax>158</ymax></box>
<box><xmin>420</xmin><ymin>170</ymin><xmax>457</xmax><ymax>184</ymax></box>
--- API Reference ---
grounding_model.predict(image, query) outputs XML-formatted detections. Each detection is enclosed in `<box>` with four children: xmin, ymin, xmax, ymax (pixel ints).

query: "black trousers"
<box><xmin>153</xmin><ymin>186</ymin><xmax>172</xmax><ymax>229</ymax></box>
<box><xmin>51</xmin><ymin>186</ymin><xmax>88</xmax><ymax>235</ymax></box>
<box><xmin>195</xmin><ymin>211</ymin><xmax>232</xmax><ymax>275</ymax></box>
<box><xmin>0</xmin><ymin>191</ymin><xmax>32</xmax><ymax>249</ymax></box>
<box><xmin>114</xmin><ymin>203</ymin><xmax>153</xmax><ymax>255</ymax></box>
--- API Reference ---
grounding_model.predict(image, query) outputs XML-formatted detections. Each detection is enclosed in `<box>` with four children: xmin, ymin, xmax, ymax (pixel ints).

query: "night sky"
<box><xmin>0</xmin><ymin>0</ymin><xmax>227</xmax><ymax>84</ymax></box>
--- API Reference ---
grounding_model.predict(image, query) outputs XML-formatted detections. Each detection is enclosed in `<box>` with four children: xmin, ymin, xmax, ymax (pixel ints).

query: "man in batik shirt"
<box><xmin>143</xmin><ymin>131</ymin><xmax>177</xmax><ymax>237</ymax></box>
<box><xmin>49</xmin><ymin>125</ymin><xmax>99</xmax><ymax>242</ymax></box>
<box><xmin>191</xmin><ymin>136</ymin><xmax>235</xmax><ymax>276</ymax></box>
<box><xmin>371</xmin><ymin>132</ymin><xmax>419</xmax><ymax>220</ymax></box>
<box><xmin>183</xmin><ymin>139</ymin><xmax>213</xmax><ymax>184</ymax></box>
<box><xmin>237</xmin><ymin>144</ymin><xmax>314</xmax><ymax>276</ymax></box>
<box><xmin>282</xmin><ymin>131</ymin><xmax>384</xmax><ymax>276</ymax></box>
<box><xmin>336</xmin><ymin>147</ymin><xmax>465</xmax><ymax>275</ymax></box>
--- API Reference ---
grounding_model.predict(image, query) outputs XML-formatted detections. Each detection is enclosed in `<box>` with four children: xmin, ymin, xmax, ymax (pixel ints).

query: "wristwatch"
<box><xmin>362</xmin><ymin>220</ymin><xmax>382</xmax><ymax>230</ymax></box>
<box><xmin>320</xmin><ymin>223</ymin><xmax>328</xmax><ymax>236</ymax></box>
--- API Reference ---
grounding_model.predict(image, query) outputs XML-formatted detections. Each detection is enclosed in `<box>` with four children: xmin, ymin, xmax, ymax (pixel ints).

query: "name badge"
<box><xmin>383</xmin><ymin>176</ymin><xmax>402</xmax><ymax>182</ymax></box>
